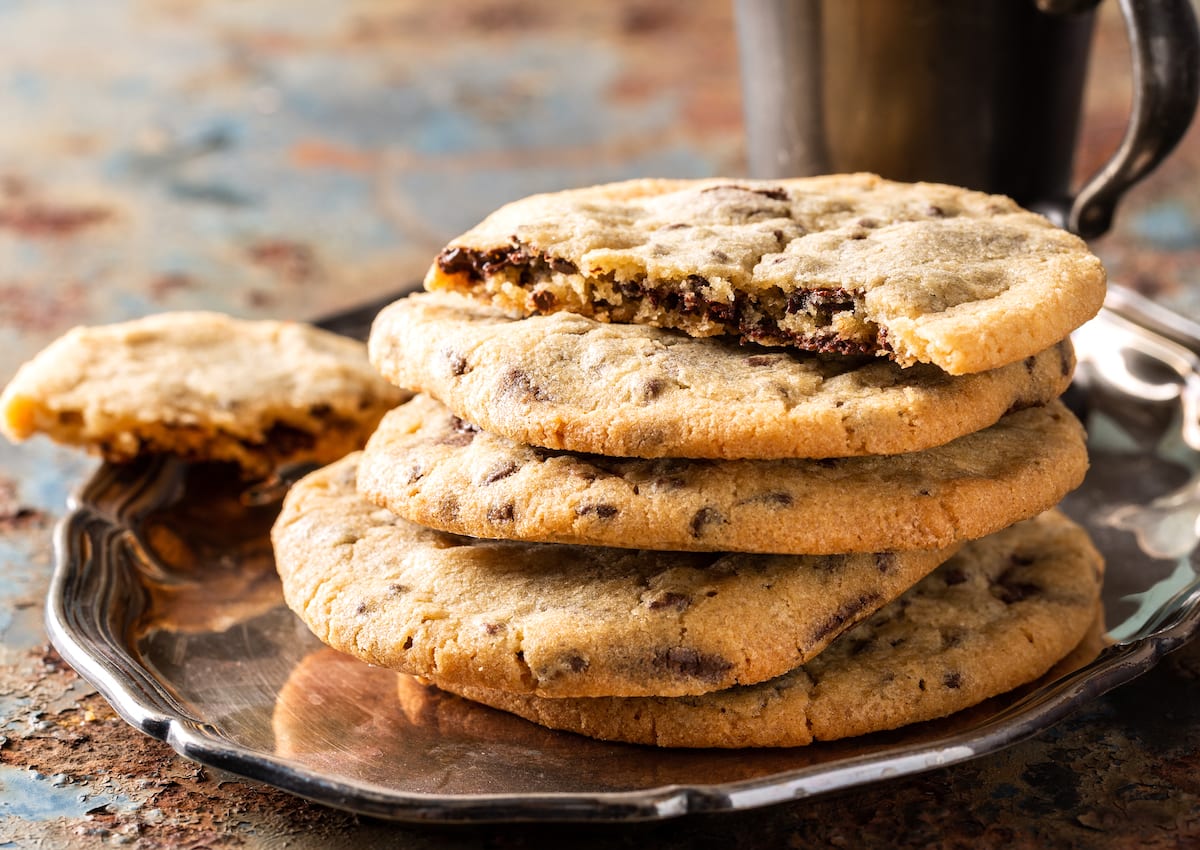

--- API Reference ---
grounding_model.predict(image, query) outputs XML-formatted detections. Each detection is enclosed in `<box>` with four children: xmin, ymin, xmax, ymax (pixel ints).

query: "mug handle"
<box><xmin>1043</xmin><ymin>0</ymin><xmax>1200</xmax><ymax>238</ymax></box>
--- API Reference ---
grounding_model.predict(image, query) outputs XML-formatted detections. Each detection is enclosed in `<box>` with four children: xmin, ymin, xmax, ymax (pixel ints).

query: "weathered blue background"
<box><xmin>1</xmin><ymin>1</ymin><xmax>1199</xmax><ymax>846</ymax></box>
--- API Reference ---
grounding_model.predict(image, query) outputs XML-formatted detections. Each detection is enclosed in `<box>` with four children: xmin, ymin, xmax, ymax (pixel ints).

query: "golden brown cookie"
<box><xmin>434</xmin><ymin>511</ymin><xmax>1104</xmax><ymax>747</ymax></box>
<box><xmin>0</xmin><ymin>311</ymin><xmax>408</xmax><ymax>476</ymax></box>
<box><xmin>425</xmin><ymin>175</ymin><xmax>1105</xmax><ymax>374</ymax></box>
<box><xmin>358</xmin><ymin>395</ymin><xmax>1088</xmax><ymax>554</ymax></box>
<box><xmin>368</xmin><ymin>292</ymin><xmax>1075</xmax><ymax>459</ymax></box>
<box><xmin>272</xmin><ymin>453</ymin><xmax>957</xmax><ymax>698</ymax></box>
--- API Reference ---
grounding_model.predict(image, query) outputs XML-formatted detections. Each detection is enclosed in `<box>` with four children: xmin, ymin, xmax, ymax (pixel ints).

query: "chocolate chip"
<box><xmin>308</xmin><ymin>402</ymin><xmax>332</xmax><ymax>417</ymax></box>
<box><xmin>757</xmin><ymin>186</ymin><xmax>788</xmax><ymax>201</ymax></box>
<box><xmin>993</xmin><ymin>579</ymin><xmax>1041</xmax><ymax>605</ymax></box>
<box><xmin>565</xmin><ymin>654</ymin><xmax>589</xmax><ymax>673</ymax></box>
<box><xmin>402</xmin><ymin>636</ymin><xmax>413</xmax><ymax>650</ymax></box>
<box><xmin>487</xmin><ymin>502</ymin><xmax>516</xmax><ymax>523</ymax></box>
<box><xmin>436</xmin><ymin>243</ymin><xmax>532</xmax><ymax>280</ymax></box>
<box><xmin>943</xmin><ymin>671</ymin><xmax>963</xmax><ymax>689</ymax></box>
<box><xmin>652</xmin><ymin>647</ymin><xmax>733</xmax><ymax>682</ymax></box>
<box><xmin>646</xmin><ymin>591</ymin><xmax>691</xmax><ymax>611</ymax></box>
<box><xmin>1024</xmin><ymin>355</ymin><xmax>1037</xmax><ymax>374</ymax></box>
<box><xmin>484</xmin><ymin>622</ymin><xmax>506</xmax><ymax>635</ymax></box>
<box><xmin>664</xmin><ymin>222</ymin><xmax>690</xmax><ymax>230</ymax></box>
<box><xmin>642</xmin><ymin>377</ymin><xmax>666</xmax><ymax>401</ymax></box>
<box><xmin>809</xmin><ymin>593</ymin><xmax>882</xmax><ymax>644</ymax></box>
<box><xmin>710</xmin><ymin>249</ymin><xmax>730</xmax><ymax>262</ymax></box>
<box><xmin>991</xmin><ymin>564</ymin><xmax>1040</xmax><ymax>604</ymax></box>
<box><xmin>576</xmin><ymin>503</ymin><xmax>619</xmax><ymax>519</ymax></box>
<box><xmin>689</xmin><ymin>506</ymin><xmax>725</xmax><ymax>538</ymax></box>
<box><xmin>546</xmin><ymin>255</ymin><xmax>578</xmax><ymax>275</ymax></box>
<box><xmin>388</xmin><ymin>583</ymin><xmax>410</xmax><ymax>595</ymax></box>
<box><xmin>355</xmin><ymin>601</ymin><xmax>371</xmax><ymax>615</ymax></box>
<box><xmin>438</xmin><ymin>494</ymin><xmax>460</xmax><ymax>521</ymax></box>
<box><xmin>499</xmin><ymin>367</ymin><xmax>551</xmax><ymax>403</ymax></box>
<box><xmin>856</xmin><ymin>216</ymin><xmax>879</xmax><ymax>228</ymax></box>
<box><xmin>405</xmin><ymin>463</ymin><xmax>425</xmax><ymax>484</ymax></box>
<box><xmin>436</xmin><ymin>246</ymin><xmax>473</xmax><ymax>276</ymax></box>
<box><xmin>761</xmin><ymin>491</ymin><xmax>794</xmax><ymax>507</ymax></box>
<box><xmin>918</xmin><ymin>678</ymin><xmax>926</xmax><ymax>691</ymax></box>
<box><xmin>481</xmin><ymin>244</ymin><xmax>529</xmax><ymax>275</ymax></box>
<box><xmin>926</xmin><ymin>204</ymin><xmax>945</xmax><ymax>217</ymax></box>
<box><xmin>700</xmin><ymin>183</ymin><xmax>788</xmax><ymax>202</ymax></box>
<box><xmin>439</xmin><ymin>416</ymin><xmax>477</xmax><ymax>447</ymax></box>
<box><xmin>784</xmin><ymin>288</ymin><xmax>855</xmax><ymax>316</ymax></box>
<box><xmin>942</xmin><ymin>567</ymin><xmax>968</xmax><ymax>586</ymax></box>
<box><xmin>745</xmin><ymin>354</ymin><xmax>779</xmax><ymax>367</ymax></box>
<box><xmin>875</xmin><ymin>552</ymin><xmax>897</xmax><ymax>574</ymax></box>
<box><xmin>531</xmin><ymin>289</ymin><xmax>557</xmax><ymax>311</ymax></box>
<box><xmin>1059</xmin><ymin>340</ymin><xmax>1073</xmax><ymax>376</ymax></box>
<box><xmin>639</xmin><ymin>458</ymin><xmax>695</xmax><ymax>491</ymax></box>
<box><xmin>481</xmin><ymin>461</ymin><xmax>520</xmax><ymax>485</ymax></box>
<box><xmin>446</xmin><ymin>350</ymin><xmax>470</xmax><ymax>376</ymax></box>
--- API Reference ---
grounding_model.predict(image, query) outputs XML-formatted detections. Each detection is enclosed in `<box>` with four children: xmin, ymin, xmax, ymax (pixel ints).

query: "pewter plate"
<box><xmin>45</xmin><ymin>286</ymin><xmax>1200</xmax><ymax>823</ymax></box>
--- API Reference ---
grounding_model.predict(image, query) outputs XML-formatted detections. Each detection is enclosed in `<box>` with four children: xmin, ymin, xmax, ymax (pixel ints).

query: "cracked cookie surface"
<box><xmin>432</xmin><ymin>510</ymin><xmax>1104</xmax><ymax>747</ymax></box>
<box><xmin>425</xmin><ymin>174</ymin><xmax>1105</xmax><ymax>375</ymax></box>
<box><xmin>358</xmin><ymin>395</ymin><xmax>1088</xmax><ymax>554</ymax></box>
<box><xmin>0</xmin><ymin>311</ymin><xmax>408</xmax><ymax>477</ymax></box>
<box><xmin>272</xmin><ymin>453</ymin><xmax>956</xmax><ymax>698</ymax></box>
<box><xmin>370</xmin><ymin>291</ymin><xmax>1075</xmax><ymax>459</ymax></box>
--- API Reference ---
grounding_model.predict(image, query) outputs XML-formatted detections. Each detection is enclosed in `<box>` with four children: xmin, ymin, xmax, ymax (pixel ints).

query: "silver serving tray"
<box><xmin>45</xmin><ymin>286</ymin><xmax>1200</xmax><ymax>823</ymax></box>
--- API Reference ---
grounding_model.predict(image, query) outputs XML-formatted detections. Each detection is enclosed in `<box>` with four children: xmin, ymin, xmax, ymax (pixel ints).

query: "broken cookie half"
<box><xmin>0</xmin><ymin>311</ymin><xmax>408</xmax><ymax>477</ymax></box>
<box><xmin>425</xmin><ymin>174</ymin><xmax>1106</xmax><ymax>375</ymax></box>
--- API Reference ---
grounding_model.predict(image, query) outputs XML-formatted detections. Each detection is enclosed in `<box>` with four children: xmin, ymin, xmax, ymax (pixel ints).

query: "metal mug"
<box><xmin>735</xmin><ymin>0</ymin><xmax>1200</xmax><ymax>237</ymax></box>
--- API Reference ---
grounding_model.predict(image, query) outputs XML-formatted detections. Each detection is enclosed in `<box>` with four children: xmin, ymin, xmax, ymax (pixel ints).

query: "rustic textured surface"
<box><xmin>2</xmin><ymin>0</ymin><xmax>1199</xmax><ymax>846</ymax></box>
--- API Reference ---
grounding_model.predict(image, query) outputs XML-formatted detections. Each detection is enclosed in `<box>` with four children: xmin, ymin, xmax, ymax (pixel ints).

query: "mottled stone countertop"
<box><xmin>2</xmin><ymin>1</ymin><xmax>1199</xmax><ymax>847</ymax></box>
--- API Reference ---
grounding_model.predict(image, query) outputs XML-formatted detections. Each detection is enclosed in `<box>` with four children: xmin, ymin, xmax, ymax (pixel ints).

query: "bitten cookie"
<box><xmin>368</xmin><ymin>292</ymin><xmax>1076</xmax><ymax>459</ymax></box>
<box><xmin>433</xmin><ymin>511</ymin><xmax>1104</xmax><ymax>747</ymax></box>
<box><xmin>0</xmin><ymin>311</ymin><xmax>409</xmax><ymax>476</ymax></box>
<box><xmin>358</xmin><ymin>395</ymin><xmax>1088</xmax><ymax>554</ymax></box>
<box><xmin>272</xmin><ymin>454</ymin><xmax>956</xmax><ymax>698</ymax></box>
<box><xmin>425</xmin><ymin>174</ymin><xmax>1106</xmax><ymax>374</ymax></box>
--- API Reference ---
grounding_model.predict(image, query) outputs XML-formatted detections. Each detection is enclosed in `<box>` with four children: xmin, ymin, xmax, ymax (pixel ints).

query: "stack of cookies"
<box><xmin>271</xmin><ymin>174</ymin><xmax>1108</xmax><ymax>747</ymax></box>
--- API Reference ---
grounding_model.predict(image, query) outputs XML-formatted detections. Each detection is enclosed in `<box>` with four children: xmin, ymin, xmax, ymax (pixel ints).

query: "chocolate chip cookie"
<box><xmin>272</xmin><ymin>453</ymin><xmax>957</xmax><ymax>698</ymax></box>
<box><xmin>425</xmin><ymin>174</ymin><xmax>1105</xmax><ymax>375</ymax></box>
<box><xmin>431</xmin><ymin>510</ymin><xmax>1104</xmax><ymax>747</ymax></box>
<box><xmin>368</xmin><ymin>292</ymin><xmax>1075</xmax><ymax>459</ymax></box>
<box><xmin>358</xmin><ymin>395</ymin><xmax>1088</xmax><ymax>554</ymax></box>
<box><xmin>0</xmin><ymin>311</ymin><xmax>408</xmax><ymax>477</ymax></box>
